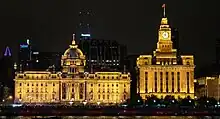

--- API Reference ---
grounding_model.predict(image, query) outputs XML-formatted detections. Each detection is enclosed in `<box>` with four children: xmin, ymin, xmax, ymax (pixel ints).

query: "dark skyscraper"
<box><xmin>216</xmin><ymin>38</ymin><xmax>220</xmax><ymax>65</ymax></box>
<box><xmin>18</xmin><ymin>39</ymin><xmax>32</xmax><ymax>71</ymax></box>
<box><xmin>30</xmin><ymin>51</ymin><xmax>62</xmax><ymax>71</ymax></box>
<box><xmin>78</xmin><ymin>9</ymin><xmax>92</xmax><ymax>40</ymax></box>
<box><xmin>171</xmin><ymin>28</ymin><xmax>179</xmax><ymax>53</ymax></box>
<box><xmin>78</xmin><ymin>39</ymin><xmax>127</xmax><ymax>72</ymax></box>
<box><xmin>0</xmin><ymin>46</ymin><xmax>14</xmax><ymax>101</ymax></box>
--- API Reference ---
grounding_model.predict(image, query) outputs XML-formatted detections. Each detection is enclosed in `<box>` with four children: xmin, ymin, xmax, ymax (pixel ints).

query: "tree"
<box><xmin>145</xmin><ymin>95</ymin><xmax>160</xmax><ymax>107</ymax></box>
<box><xmin>163</xmin><ymin>95</ymin><xmax>176</xmax><ymax>107</ymax></box>
<box><xmin>179</xmin><ymin>96</ymin><xmax>194</xmax><ymax>108</ymax></box>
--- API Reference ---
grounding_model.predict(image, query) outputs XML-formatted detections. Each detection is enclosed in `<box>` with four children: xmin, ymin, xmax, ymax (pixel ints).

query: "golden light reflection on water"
<box><xmin>0</xmin><ymin>116</ymin><xmax>215</xmax><ymax>119</ymax></box>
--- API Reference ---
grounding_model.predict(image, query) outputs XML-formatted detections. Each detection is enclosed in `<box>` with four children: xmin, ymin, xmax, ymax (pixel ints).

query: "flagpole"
<box><xmin>163</xmin><ymin>4</ymin><xmax>166</xmax><ymax>17</ymax></box>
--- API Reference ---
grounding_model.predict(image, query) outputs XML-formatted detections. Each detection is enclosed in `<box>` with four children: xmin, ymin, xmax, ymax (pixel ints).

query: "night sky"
<box><xmin>0</xmin><ymin>0</ymin><xmax>219</xmax><ymax>69</ymax></box>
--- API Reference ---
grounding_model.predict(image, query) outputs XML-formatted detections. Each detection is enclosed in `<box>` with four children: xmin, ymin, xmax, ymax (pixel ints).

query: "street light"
<box><xmin>8</xmin><ymin>96</ymin><xmax>13</xmax><ymax>99</ymax></box>
<box><xmin>83</xmin><ymin>101</ymin><xmax>87</xmax><ymax>106</ymax></box>
<box><xmin>97</xmin><ymin>101</ymin><xmax>100</xmax><ymax>106</ymax></box>
<box><xmin>19</xmin><ymin>99</ymin><xmax>22</xmax><ymax>102</ymax></box>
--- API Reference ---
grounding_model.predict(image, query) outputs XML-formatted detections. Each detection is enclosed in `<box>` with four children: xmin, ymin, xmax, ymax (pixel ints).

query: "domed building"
<box><xmin>14</xmin><ymin>34</ymin><xmax>131</xmax><ymax>105</ymax></box>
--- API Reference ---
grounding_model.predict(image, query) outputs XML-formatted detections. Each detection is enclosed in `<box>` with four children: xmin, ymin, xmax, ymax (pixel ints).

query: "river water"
<box><xmin>0</xmin><ymin>116</ymin><xmax>218</xmax><ymax>119</ymax></box>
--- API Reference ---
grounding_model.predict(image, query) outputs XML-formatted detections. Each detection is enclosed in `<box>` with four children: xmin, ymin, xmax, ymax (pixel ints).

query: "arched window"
<box><xmin>186</xmin><ymin>61</ymin><xmax>190</xmax><ymax>65</ymax></box>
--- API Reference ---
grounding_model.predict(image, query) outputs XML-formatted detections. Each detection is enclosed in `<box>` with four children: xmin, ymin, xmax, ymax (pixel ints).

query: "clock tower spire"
<box><xmin>155</xmin><ymin>4</ymin><xmax>173</xmax><ymax>52</ymax></box>
<box><xmin>153</xmin><ymin>4</ymin><xmax>177</xmax><ymax>59</ymax></box>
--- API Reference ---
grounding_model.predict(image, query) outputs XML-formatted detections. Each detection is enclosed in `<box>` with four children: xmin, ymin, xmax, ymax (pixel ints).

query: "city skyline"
<box><xmin>0</xmin><ymin>1</ymin><xmax>218</xmax><ymax>70</ymax></box>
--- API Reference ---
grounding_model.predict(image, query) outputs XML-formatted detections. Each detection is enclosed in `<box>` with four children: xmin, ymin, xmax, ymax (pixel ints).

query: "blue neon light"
<box><xmin>20</xmin><ymin>44</ymin><xmax>28</xmax><ymax>48</ymax></box>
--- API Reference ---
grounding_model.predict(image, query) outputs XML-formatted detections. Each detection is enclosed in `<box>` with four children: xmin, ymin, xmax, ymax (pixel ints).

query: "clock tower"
<box><xmin>153</xmin><ymin>4</ymin><xmax>177</xmax><ymax>59</ymax></box>
<box><xmin>137</xmin><ymin>4</ymin><xmax>195</xmax><ymax>100</ymax></box>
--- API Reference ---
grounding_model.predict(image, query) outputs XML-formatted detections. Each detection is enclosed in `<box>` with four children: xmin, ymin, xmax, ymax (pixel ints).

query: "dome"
<box><xmin>63</xmin><ymin>34</ymin><xmax>84</xmax><ymax>59</ymax></box>
<box><xmin>64</xmin><ymin>47</ymin><xmax>83</xmax><ymax>58</ymax></box>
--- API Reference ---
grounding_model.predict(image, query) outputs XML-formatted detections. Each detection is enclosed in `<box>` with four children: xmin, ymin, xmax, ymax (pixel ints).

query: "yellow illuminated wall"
<box><xmin>136</xmin><ymin>14</ymin><xmax>195</xmax><ymax>100</ymax></box>
<box><xmin>14</xmin><ymin>34</ymin><xmax>131</xmax><ymax>104</ymax></box>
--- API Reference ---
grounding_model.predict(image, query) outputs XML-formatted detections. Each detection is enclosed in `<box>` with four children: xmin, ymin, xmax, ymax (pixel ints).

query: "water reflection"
<box><xmin>0</xmin><ymin>116</ymin><xmax>218</xmax><ymax>119</ymax></box>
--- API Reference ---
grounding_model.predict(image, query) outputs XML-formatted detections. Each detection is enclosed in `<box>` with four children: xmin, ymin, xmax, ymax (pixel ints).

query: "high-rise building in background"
<box><xmin>171</xmin><ymin>28</ymin><xmax>179</xmax><ymax>54</ymax></box>
<box><xmin>30</xmin><ymin>51</ymin><xmax>62</xmax><ymax>71</ymax></box>
<box><xmin>18</xmin><ymin>39</ymin><xmax>62</xmax><ymax>71</ymax></box>
<box><xmin>78</xmin><ymin>9</ymin><xmax>92</xmax><ymax>40</ymax></box>
<box><xmin>136</xmin><ymin>5</ymin><xmax>195</xmax><ymax>99</ymax></box>
<box><xmin>125</xmin><ymin>54</ymin><xmax>141</xmax><ymax>103</ymax></box>
<box><xmin>76</xmin><ymin>8</ymin><xmax>127</xmax><ymax>71</ymax></box>
<box><xmin>216</xmin><ymin>38</ymin><xmax>220</xmax><ymax>65</ymax></box>
<box><xmin>0</xmin><ymin>46</ymin><xmax>14</xmax><ymax>102</ymax></box>
<box><xmin>18</xmin><ymin>39</ymin><xmax>32</xmax><ymax>71</ymax></box>
<box><xmin>78</xmin><ymin>39</ymin><xmax>127</xmax><ymax>72</ymax></box>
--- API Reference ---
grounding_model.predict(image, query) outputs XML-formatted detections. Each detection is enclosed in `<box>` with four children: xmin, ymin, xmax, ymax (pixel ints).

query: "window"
<box><xmin>107</xmin><ymin>95</ymin><xmax>109</xmax><ymax>99</ymax></box>
<box><xmin>124</xmin><ymin>89</ymin><xmax>126</xmax><ymax>93</ymax></box>
<box><xmin>91</xmin><ymin>84</ymin><xmax>93</xmax><ymax>87</ymax></box>
<box><xmin>79</xmin><ymin>94</ymin><xmax>83</xmax><ymax>99</ymax></box>
<box><xmin>166</xmin><ymin>72</ymin><xmax>168</xmax><ymax>93</ymax></box>
<box><xmin>72</xmin><ymin>88</ymin><xmax>74</xmax><ymax>92</ymax></box>
<box><xmin>160</xmin><ymin>72</ymin><xmax>163</xmax><ymax>92</ymax></box>
<box><xmin>103</xmin><ymin>95</ymin><xmax>105</xmax><ymax>99</ymax></box>
<box><xmin>172</xmin><ymin>72</ymin><xmax>174</xmax><ymax>92</ymax></box>
<box><xmin>98</xmin><ymin>95</ymin><xmax>100</xmax><ymax>99</ymax></box>
<box><xmin>186</xmin><ymin>61</ymin><xmax>190</xmax><ymax>65</ymax></box>
<box><xmin>41</xmin><ymin>84</ymin><xmax>43</xmax><ymax>86</ymax></box>
<box><xmin>19</xmin><ymin>83</ymin><xmax>22</xmax><ymax>86</ymax></box>
<box><xmin>187</xmin><ymin>72</ymin><xmax>190</xmax><ymax>93</ymax></box>
<box><xmin>36</xmin><ymin>94</ymin><xmax>38</xmax><ymax>99</ymax></box>
<box><xmin>145</xmin><ymin>72</ymin><xmax>148</xmax><ymax>93</ymax></box>
<box><xmin>27</xmin><ymin>83</ymin><xmax>29</xmax><ymax>86</ymax></box>
<box><xmin>154</xmin><ymin>72</ymin><xmax>157</xmax><ymax>92</ymax></box>
<box><xmin>53</xmin><ymin>83</ymin><xmax>55</xmax><ymax>86</ymax></box>
<box><xmin>71</xmin><ymin>94</ymin><xmax>74</xmax><ymax>99</ymax></box>
<box><xmin>52</xmin><ymin>94</ymin><xmax>55</xmax><ymax>99</ymax></box>
<box><xmin>177</xmin><ymin>72</ymin><xmax>180</xmax><ymax>92</ymax></box>
<box><xmin>124</xmin><ymin>95</ymin><xmax>126</xmax><ymax>100</ymax></box>
<box><xmin>19</xmin><ymin>94</ymin><xmax>21</xmax><ymax>99</ymax></box>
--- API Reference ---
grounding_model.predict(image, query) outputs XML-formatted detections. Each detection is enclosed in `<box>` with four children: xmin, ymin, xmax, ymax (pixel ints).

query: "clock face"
<box><xmin>162</xmin><ymin>32</ymin><xmax>169</xmax><ymax>39</ymax></box>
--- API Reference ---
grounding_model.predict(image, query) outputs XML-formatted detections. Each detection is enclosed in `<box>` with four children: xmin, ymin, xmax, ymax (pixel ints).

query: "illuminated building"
<box><xmin>14</xmin><ymin>34</ymin><xmax>130</xmax><ymax>104</ymax></box>
<box><xmin>196</xmin><ymin>76</ymin><xmax>220</xmax><ymax>100</ymax></box>
<box><xmin>78</xmin><ymin>39</ymin><xmax>127</xmax><ymax>71</ymax></box>
<box><xmin>136</xmin><ymin>5</ymin><xmax>195</xmax><ymax>99</ymax></box>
